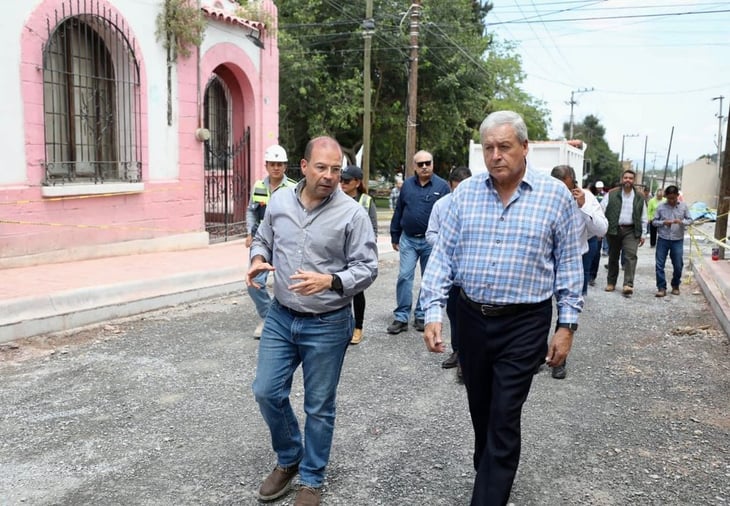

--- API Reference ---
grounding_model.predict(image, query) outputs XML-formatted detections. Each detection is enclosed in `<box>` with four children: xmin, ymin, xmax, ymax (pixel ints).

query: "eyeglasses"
<box><xmin>416</xmin><ymin>160</ymin><xmax>432</xmax><ymax>168</ymax></box>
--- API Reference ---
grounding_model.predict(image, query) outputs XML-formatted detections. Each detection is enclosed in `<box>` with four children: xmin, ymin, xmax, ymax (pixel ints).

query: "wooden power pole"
<box><xmin>714</xmin><ymin>100</ymin><xmax>730</xmax><ymax>259</ymax></box>
<box><xmin>361</xmin><ymin>0</ymin><xmax>374</xmax><ymax>190</ymax></box>
<box><xmin>404</xmin><ymin>0</ymin><xmax>421</xmax><ymax>178</ymax></box>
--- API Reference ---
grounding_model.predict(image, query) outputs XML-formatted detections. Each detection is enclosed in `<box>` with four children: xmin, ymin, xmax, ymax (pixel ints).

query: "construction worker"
<box><xmin>246</xmin><ymin>144</ymin><xmax>297</xmax><ymax>338</ymax></box>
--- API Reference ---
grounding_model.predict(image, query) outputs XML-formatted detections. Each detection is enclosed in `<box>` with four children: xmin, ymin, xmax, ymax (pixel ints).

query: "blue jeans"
<box><xmin>655</xmin><ymin>237</ymin><xmax>684</xmax><ymax>290</ymax></box>
<box><xmin>252</xmin><ymin>300</ymin><xmax>353</xmax><ymax>488</ymax></box>
<box><xmin>247</xmin><ymin>270</ymin><xmax>271</xmax><ymax>319</ymax></box>
<box><xmin>394</xmin><ymin>234</ymin><xmax>432</xmax><ymax>322</ymax></box>
<box><xmin>582</xmin><ymin>237</ymin><xmax>599</xmax><ymax>295</ymax></box>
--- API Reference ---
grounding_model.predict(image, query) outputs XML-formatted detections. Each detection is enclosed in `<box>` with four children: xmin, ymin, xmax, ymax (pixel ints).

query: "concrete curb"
<box><xmin>0</xmin><ymin>268</ymin><xmax>245</xmax><ymax>343</ymax></box>
<box><xmin>691</xmin><ymin>256</ymin><xmax>730</xmax><ymax>337</ymax></box>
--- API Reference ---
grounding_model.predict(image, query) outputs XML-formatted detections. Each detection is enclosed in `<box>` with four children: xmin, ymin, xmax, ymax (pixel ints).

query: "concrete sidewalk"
<box><xmin>0</xmin><ymin>226</ymin><xmax>397</xmax><ymax>343</ymax></box>
<box><xmin>2</xmin><ymin>219</ymin><xmax>729</xmax><ymax>343</ymax></box>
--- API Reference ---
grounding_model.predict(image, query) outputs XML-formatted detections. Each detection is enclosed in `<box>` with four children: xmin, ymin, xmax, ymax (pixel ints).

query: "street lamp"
<box><xmin>620</xmin><ymin>133</ymin><xmax>639</xmax><ymax>166</ymax></box>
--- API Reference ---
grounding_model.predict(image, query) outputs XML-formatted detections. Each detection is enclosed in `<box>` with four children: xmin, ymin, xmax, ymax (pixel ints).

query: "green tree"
<box><xmin>565</xmin><ymin>115</ymin><xmax>620</xmax><ymax>186</ymax></box>
<box><xmin>276</xmin><ymin>0</ymin><xmax>548</xmax><ymax>179</ymax></box>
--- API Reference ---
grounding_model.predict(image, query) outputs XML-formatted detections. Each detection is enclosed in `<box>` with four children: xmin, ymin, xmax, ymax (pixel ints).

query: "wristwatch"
<box><xmin>330</xmin><ymin>274</ymin><xmax>343</xmax><ymax>294</ymax></box>
<box><xmin>556</xmin><ymin>322</ymin><xmax>578</xmax><ymax>331</ymax></box>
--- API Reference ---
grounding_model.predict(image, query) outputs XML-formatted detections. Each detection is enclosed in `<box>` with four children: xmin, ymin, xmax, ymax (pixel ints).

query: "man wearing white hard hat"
<box><xmin>246</xmin><ymin>144</ymin><xmax>297</xmax><ymax>338</ymax></box>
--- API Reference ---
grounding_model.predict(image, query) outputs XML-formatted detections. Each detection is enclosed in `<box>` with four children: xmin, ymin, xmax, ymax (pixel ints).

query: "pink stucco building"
<box><xmin>0</xmin><ymin>0</ymin><xmax>280</xmax><ymax>267</ymax></box>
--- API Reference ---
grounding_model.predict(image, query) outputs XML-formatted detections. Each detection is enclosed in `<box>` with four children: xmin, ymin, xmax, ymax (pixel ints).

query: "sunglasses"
<box><xmin>416</xmin><ymin>160</ymin><xmax>432</xmax><ymax>168</ymax></box>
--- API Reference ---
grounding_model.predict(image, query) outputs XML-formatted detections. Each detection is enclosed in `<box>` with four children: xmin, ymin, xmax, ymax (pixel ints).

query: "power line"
<box><xmin>491</xmin><ymin>8</ymin><xmax>730</xmax><ymax>25</ymax></box>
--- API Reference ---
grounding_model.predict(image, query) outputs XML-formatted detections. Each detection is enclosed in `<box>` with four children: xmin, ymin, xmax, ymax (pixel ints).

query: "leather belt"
<box><xmin>276</xmin><ymin>300</ymin><xmax>348</xmax><ymax>318</ymax></box>
<box><xmin>409</xmin><ymin>233</ymin><xmax>425</xmax><ymax>238</ymax></box>
<box><xmin>459</xmin><ymin>289</ymin><xmax>550</xmax><ymax>317</ymax></box>
<box><xmin>619</xmin><ymin>224</ymin><xmax>634</xmax><ymax>228</ymax></box>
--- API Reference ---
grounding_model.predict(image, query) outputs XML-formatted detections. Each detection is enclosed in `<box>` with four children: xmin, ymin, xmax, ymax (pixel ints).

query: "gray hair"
<box><xmin>479</xmin><ymin>111</ymin><xmax>529</xmax><ymax>143</ymax></box>
<box><xmin>550</xmin><ymin>164</ymin><xmax>577</xmax><ymax>185</ymax></box>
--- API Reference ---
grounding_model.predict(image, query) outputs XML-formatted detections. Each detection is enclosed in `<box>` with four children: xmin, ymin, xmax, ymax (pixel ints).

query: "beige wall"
<box><xmin>681</xmin><ymin>158</ymin><xmax>721</xmax><ymax>207</ymax></box>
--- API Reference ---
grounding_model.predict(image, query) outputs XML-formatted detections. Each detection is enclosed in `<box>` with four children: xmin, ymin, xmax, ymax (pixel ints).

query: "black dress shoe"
<box><xmin>551</xmin><ymin>364</ymin><xmax>567</xmax><ymax>380</ymax></box>
<box><xmin>413</xmin><ymin>319</ymin><xmax>425</xmax><ymax>332</ymax></box>
<box><xmin>441</xmin><ymin>351</ymin><xmax>459</xmax><ymax>369</ymax></box>
<box><xmin>456</xmin><ymin>363</ymin><xmax>464</xmax><ymax>384</ymax></box>
<box><xmin>387</xmin><ymin>320</ymin><xmax>408</xmax><ymax>334</ymax></box>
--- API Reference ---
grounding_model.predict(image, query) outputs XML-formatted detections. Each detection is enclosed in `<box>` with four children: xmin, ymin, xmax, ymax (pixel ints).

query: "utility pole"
<box><xmin>404</xmin><ymin>0</ymin><xmax>421</xmax><ymax>178</ymax></box>
<box><xmin>567</xmin><ymin>87</ymin><xmax>594</xmax><ymax>139</ymax></box>
<box><xmin>620</xmin><ymin>133</ymin><xmax>639</xmax><ymax>166</ymax></box>
<box><xmin>661</xmin><ymin>126</ymin><xmax>674</xmax><ymax>188</ymax></box>
<box><xmin>361</xmin><ymin>1</ymin><xmax>374</xmax><ymax>190</ymax></box>
<box><xmin>641</xmin><ymin>135</ymin><xmax>648</xmax><ymax>187</ymax></box>
<box><xmin>713</xmin><ymin>96</ymin><xmax>725</xmax><ymax>178</ymax></box>
<box><xmin>714</xmin><ymin>99</ymin><xmax>730</xmax><ymax>260</ymax></box>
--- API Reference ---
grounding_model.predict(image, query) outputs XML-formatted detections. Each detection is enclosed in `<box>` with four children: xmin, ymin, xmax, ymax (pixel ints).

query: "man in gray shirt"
<box><xmin>247</xmin><ymin>136</ymin><xmax>378</xmax><ymax>506</ymax></box>
<box><xmin>652</xmin><ymin>185</ymin><xmax>692</xmax><ymax>297</ymax></box>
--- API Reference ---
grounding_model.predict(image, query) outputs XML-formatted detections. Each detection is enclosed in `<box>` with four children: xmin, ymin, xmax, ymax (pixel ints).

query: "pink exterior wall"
<box><xmin>1</xmin><ymin>0</ymin><xmax>279</xmax><ymax>262</ymax></box>
<box><xmin>199</xmin><ymin>0</ymin><xmax>280</xmax><ymax>181</ymax></box>
<box><xmin>4</xmin><ymin>0</ymin><xmax>200</xmax><ymax>260</ymax></box>
<box><xmin>257</xmin><ymin>0</ymin><xmax>282</xmax><ymax>179</ymax></box>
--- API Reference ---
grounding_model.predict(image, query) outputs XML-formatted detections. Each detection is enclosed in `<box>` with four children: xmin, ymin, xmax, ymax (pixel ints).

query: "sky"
<box><xmin>486</xmin><ymin>0</ymin><xmax>730</xmax><ymax>176</ymax></box>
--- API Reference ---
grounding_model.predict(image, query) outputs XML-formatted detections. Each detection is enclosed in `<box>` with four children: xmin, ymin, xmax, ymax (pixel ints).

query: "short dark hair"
<box><xmin>448</xmin><ymin>166</ymin><xmax>472</xmax><ymax>183</ymax></box>
<box><xmin>664</xmin><ymin>185</ymin><xmax>679</xmax><ymax>195</ymax></box>
<box><xmin>622</xmin><ymin>169</ymin><xmax>636</xmax><ymax>177</ymax></box>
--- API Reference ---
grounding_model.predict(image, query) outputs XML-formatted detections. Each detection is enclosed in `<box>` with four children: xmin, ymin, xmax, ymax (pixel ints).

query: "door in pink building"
<box><xmin>203</xmin><ymin>73</ymin><xmax>251</xmax><ymax>243</ymax></box>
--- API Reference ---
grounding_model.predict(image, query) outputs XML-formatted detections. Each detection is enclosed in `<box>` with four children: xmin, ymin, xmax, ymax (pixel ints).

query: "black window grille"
<box><xmin>42</xmin><ymin>2</ymin><xmax>142</xmax><ymax>185</ymax></box>
<box><xmin>204</xmin><ymin>77</ymin><xmax>230</xmax><ymax>171</ymax></box>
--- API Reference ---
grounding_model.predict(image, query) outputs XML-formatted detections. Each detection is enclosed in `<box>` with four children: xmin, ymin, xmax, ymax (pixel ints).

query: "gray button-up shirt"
<box><xmin>652</xmin><ymin>200</ymin><xmax>693</xmax><ymax>241</ymax></box>
<box><xmin>250</xmin><ymin>180</ymin><xmax>378</xmax><ymax>314</ymax></box>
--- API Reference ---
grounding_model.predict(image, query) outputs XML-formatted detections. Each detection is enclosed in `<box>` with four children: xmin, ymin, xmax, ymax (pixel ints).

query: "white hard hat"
<box><xmin>264</xmin><ymin>144</ymin><xmax>288</xmax><ymax>162</ymax></box>
<box><xmin>595</xmin><ymin>180</ymin><xmax>604</xmax><ymax>188</ymax></box>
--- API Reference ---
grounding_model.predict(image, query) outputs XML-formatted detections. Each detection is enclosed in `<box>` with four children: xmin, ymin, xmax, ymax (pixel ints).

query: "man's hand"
<box><xmin>288</xmin><ymin>269</ymin><xmax>332</xmax><ymax>296</ymax></box>
<box><xmin>392</xmin><ymin>243</ymin><xmax>399</xmax><ymax>252</ymax></box>
<box><xmin>247</xmin><ymin>257</ymin><xmax>274</xmax><ymax>287</ymax></box>
<box><xmin>245</xmin><ymin>235</ymin><xmax>253</xmax><ymax>248</ymax></box>
<box><xmin>639</xmin><ymin>237</ymin><xmax>646</xmax><ymax>247</ymax></box>
<box><xmin>423</xmin><ymin>322</ymin><xmax>445</xmax><ymax>353</ymax></box>
<box><xmin>545</xmin><ymin>327</ymin><xmax>574</xmax><ymax>367</ymax></box>
<box><xmin>571</xmin><ymin>187</ymin><xmax>586</xmax><ymax>208</ymax></box>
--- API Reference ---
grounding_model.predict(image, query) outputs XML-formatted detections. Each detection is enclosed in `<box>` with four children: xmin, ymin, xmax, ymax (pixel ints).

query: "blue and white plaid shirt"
<box><xmin>420</xmin><ymin>166</ymin><xmax>584</xmax><ymax>325</ymax></box>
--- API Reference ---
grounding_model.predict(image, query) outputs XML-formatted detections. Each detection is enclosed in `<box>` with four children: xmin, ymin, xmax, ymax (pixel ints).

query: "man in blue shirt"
<box><xmin>652</xmin><ymin>185</ymin><xmax>692</xmax><ymax>297</ymax></box>
<box><xmin>387</xmin><ymin>150</ymin><xmax>449</xmax><ymax>334</ymax></box>
<box><xmin>420</xmin><ymin>111</ymin><xmax>583</xmax><ymax>505</ymax></box>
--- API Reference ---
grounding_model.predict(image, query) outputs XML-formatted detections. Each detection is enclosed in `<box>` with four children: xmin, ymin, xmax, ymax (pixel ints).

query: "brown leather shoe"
<box><xmin>671</xmin><ymin>287</ymin><xmax>680</xmax><ymax>295</ymax></box>
<box><xmin>350</xmin><ymin>328</ymin><xmax>363</xmax><ymax>345</ymax></box>
<box><xmin>294</xmin><ymin>486</ymin><xmax>321</xmax><ymax>506</ymax></box>
<box><xmin>258</xmin><ymin>464</ymin><xmax>299</xmax><ymax>501</ymax></box>
<box><xmin>655</xmin><ymin>289</ymin><xmax>666</xmax><ymax>297</ymax></box>
<box><xmin>622</xmin><ymin>285</ymin><xmax>633</xmax><ymax>295</ymax></box>
<box><xmin>604</xmin><ymin>284</ymin><xmax>615</xmax><ymax>292</ymax></box>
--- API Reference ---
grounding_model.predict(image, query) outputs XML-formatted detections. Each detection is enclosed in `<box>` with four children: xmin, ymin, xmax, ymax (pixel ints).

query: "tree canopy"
<box><xmin>564</xmin><ymin>115</ymin><xmax>621</xmax><ymax>187</ymax></box>
<box><xmin>275</xmin><ymin>0</ymin><xmax>549</xmax><ymax>180</ymax></box>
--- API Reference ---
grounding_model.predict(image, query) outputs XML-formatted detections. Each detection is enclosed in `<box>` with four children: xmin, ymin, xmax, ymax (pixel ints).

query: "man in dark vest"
<box><xmin>601</xmin><ymin>169</ymin><xmax>648</xmax><ymax>296</ymax></box>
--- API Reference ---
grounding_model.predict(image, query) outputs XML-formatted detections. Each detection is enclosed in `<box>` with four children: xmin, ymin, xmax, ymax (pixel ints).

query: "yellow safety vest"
<box><xmin>358</xmin><ymin>193</ymin><xmax>372</xmax><ymax>210</ymax></box>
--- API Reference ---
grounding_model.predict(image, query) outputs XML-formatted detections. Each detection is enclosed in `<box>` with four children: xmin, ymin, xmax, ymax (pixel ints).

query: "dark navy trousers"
<box><xmin>457</xmin><ymin>297</ymin><xmax>552</xmax><ymax>506</ymax></box>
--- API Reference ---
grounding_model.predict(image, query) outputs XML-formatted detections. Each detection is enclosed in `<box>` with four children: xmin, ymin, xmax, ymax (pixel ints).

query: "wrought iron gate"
<box><xmin>203</xmin><ymin>128</ymin><xmax>251</xmax><ymax>243</ymax></box>
<box><xmin>202</xmin><ymin>74</ymin><xmax>251</xmax><ymax>242</ymax></box>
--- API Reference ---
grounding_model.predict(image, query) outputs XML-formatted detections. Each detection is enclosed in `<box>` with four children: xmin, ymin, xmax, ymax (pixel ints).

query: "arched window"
<box><xmin>203</xmin><ymin>75</ymin><xmax>232</xmax><ymax>172</ymax></box>
<box><xmin>43</xmin><ymin>11</ymin><xmax>141</xmax><ymax>184</ymax></box>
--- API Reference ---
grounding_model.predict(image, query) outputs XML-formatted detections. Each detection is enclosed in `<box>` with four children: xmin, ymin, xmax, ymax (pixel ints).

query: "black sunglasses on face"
<box><xmin>416</xmin><ymin>160</ymin><xmax>432</xmax><ymax>168</ymax></box>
